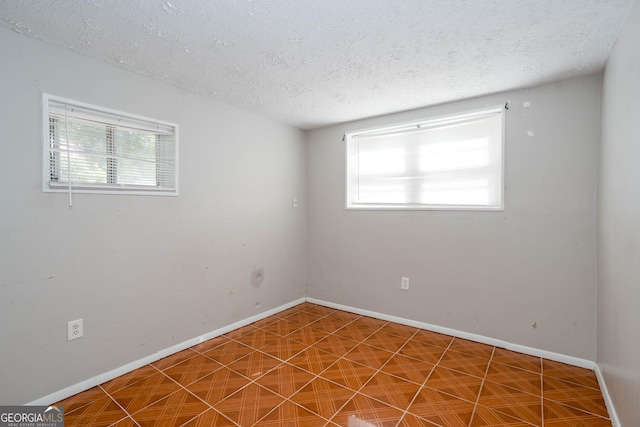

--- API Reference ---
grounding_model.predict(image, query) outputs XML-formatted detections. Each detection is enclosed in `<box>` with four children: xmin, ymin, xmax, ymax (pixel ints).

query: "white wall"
<box><xmin>0</xmin><ymin>28</ymin><xmax>307</xmax><ymax>404</ymax></box>
<box><xmin>307</xmin><ymin>75</ymin><xmax>601</xmax><ymax>359</ymax></box>
<box><xmin>598</xmin><ymin>1</ymin><xmax>640</xmax><ymax>425</ymax></box>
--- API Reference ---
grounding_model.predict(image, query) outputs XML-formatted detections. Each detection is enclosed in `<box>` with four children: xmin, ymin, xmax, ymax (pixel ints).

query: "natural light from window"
<box><xmin>345</xmin><ymin>107</ymin><xmax>504</xmax><ymax>210</ymax></box>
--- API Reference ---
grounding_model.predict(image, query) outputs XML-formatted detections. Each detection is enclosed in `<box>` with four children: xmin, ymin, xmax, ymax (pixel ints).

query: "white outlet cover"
<box><xmin>67</xmin><ymin>319</ymin><xmax>83</xmax><ymax>341</ymax></box>
<box><xmin>401</xmin><ymin>277</ymin><xmax>410</xmax><ymax>290</ymax></box>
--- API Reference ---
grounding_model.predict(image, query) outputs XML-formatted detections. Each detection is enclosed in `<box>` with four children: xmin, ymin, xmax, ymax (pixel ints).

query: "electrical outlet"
<box><xmin>67</xmin><ymin>319</ymin><xmax>83</xmax><ymax>341</ymax></box>
<box><xmin>401</xmin><ymin>277</ymin><xmax>410</xmax><ymax>290</ymax></box>
<box><xmin>292</xmin><ymin>197</ymin><xmax>299</xmax><ymax>208</ymax></box>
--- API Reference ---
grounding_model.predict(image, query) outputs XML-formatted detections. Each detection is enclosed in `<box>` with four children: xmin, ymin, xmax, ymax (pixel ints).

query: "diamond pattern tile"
<box><xmin>398</xmin><ymin>413</ymin><xmax>441</xmax><ymax>426</ymax></box>
<box><xmin>543</xmin><ymin>376</ymin><xmax>609</xmax><ymax>417</ymax></box>
<box><xmin>100</xmin><ymin>365</ymin><xmax>158</xmax><ymax>394</ymax></box>
<box><xmin>424</xmin><ymin>366</ymin><xmax>484</xmax><ymax>403</ymax></box>
<box><xmin>543</xmin><ymin>359</ymin><xmax>601</xmax><ymax>389</ymax></box>
<box><xmin>251</xmin><ymin>315</ymin><xmax>280</xmax><ymax>328</ymax></box>
<box><xmin>486</xmin><ymin>361</ymin><xmax>542</xmax><ymax>395</ymax></box>
<box><xmin>151</xmin><ymin>348</ymin><xmax>197</xmax><ymax>370</ymax></box>
<box><xmin>378</xmin><ymin>322</ymin><xmax>419</xmax><ymax>339</ymax></box>
<box><xmin>181</xmin><ymin>409</ymin><xmax>237</xmax><ymax>426</ymax></box>
<box><xmin>344</xmin><ymin>343</ymin><xmax>394</xmax><ymax>370</ymax></box>
<box><xmin>399</xmin><ymin>340</ymin><xmax>447</xmax><ymax>364</ymax></box>
<box><xmin>334</xmin><ymin>322</ymin><xmax>378</xmax><ymax>341</ymax></box>
<box><xmin>257</xmin><ymin>400</ymin><xmax>328</xmax><ymax>426</ymax></box>
<box><xmin>285</xmin><ymin>311</ymin><xmax>323</xmax><ymax>325</ymax></box>
<box><xmin>185</xmin><ymin>367</ymin><xmax>251</xmax><ymax>405</ymax></box>
<box><xmin>223</xmin><ymin>324</ymin><xmax>257</xmax><ymax>339</ymax></box>
<box><xmin>63</xmin><ymin>395</ymin><xmax>128</xmax><ymax>427</ymax></box>
<box><xmin>256</xmin><ymin>362</ymin><xmax>315</xmax><ymax>398</ymax></box>
<box><xmin>381</xmin><ymin>354</ymin><xmax>434</xmax><ymax>384</ymax></box>
<box><xmin>226</xmin><ymin>350</ymin><xmax>281</xmax><ymax>379</ymax></box>
<box><xmin>275</xmin><ymin>307</ymin><xmax>301</xmax><ymax>318</ymax></box>
<box><xmin>259</xmin><ymin>335</ymin><xmax>309</xmax><ymax>361</ymax></box>
<box><xmin>492</xmin><ymin>347</ymin><xmax>542</xmax><ymax>374</ymax></box>
<box><xmin>478</xmin><ymin>380</ymin><xmax>542</xmax><ymax>426</ymax></box>
<box><xmin>55</xmin><ymin>386</ymin><xmax>109</xmax><ymax>414</ymax></box>
<box><xmin>412</xmin><ymin>329</ymin><xmax>454</xmax><ymax>348</ymax></box>
<box><xmin>215</xmin><ymin>383</ymin><xmax>284</xmax><ymax>426</ymax></box>
<box><xmin>315</xmin><ymin>333</ymin><xmax>360</xmax><ymax>356</ymax></box>
<box><xmin>287</xmin><ymin>325</ymin><xmax>331</xmax><ymax>346</ymax></box>
<box><xmin>190</xmin><ymin>335</ymin><xmax>230</xmax><ymax>353</ymax></box>
<box><xmin>163</xmin><ymin>354</ymin><xmax>223</xmax><ymax>386</ymax></box>
<box><xmin>438</xmin><ymin>349</ymin><xmax>490</xmax><ymax>378</ymax></box>
<box><xmin>325</xmin><ymin>310</ymin><xmax>360</xmax><ymax>323</ymax></box>
<box><xmin>470</xmin><ymin>405</ymin><xmax>533</xmax><ymax>426</ymax></box>
<box><xmin>449</xmin><ymin>338</ymin><xmax>495</xmax><ymax>359</ymax></box>
<box><xmin>543</xmin><ymin>399</ymin><xmax>612</xmax><ymax>426</ymax></box>
<box><xmin>360</xmin><ymin>372</ymin><xmax>421</xmax><ymax>410</ymax></box>
<box><xmin>261</xmin><ymin>319</ymin><xmax>303</xmax><ymax>336</ymax></box>
<box><xmin>110</xmin><ymin>416</ymin><xmax>139</xmax><ymax>427</ymax></box>
<box><xmin>409</xmin><ymin>387</ymin><xmax>475</xmax><ymax>427</ymax></box>
<box><xmin>363</xmin><ymin>331</ymin><xmax>410</xmax><ymax>352</ymax></box>
<box><xmin>298</xmin><ymin>302</ymin><xmax>336</xmax><ymax>316</ymax></box>
<box><xmin>310</xmin><ymin>316</ymin><xmax>350</xmax><ymax>333</ymax></box>
<box><xmin>321</xmin><ymin>358</ymin><xmax>377</xmax><ymax>391</ymax></box>
<box><xmin>353</xmin><ymin>316</ymin><xmax>387</xmax><ymax>330</ymax></box>
<box><xmin>288</xmin><ymin>346</ymin><xmax>341</xmax><ymax>374</ymax></box>
<box><xmin>332</xmin><ymin>393</ymin><xmax>405</xmax><ymax>427</ymax></box>
<box><xmin>203</xmin><ymin>340</ymin><xmax>254</xmax><ymax>365</ymax></box>
<box><xmin>232</xmin><ymin>328</ymin><xmax>279</xmax><ymax>349</ymax></box>
<box><xmin>50</xmin><ymin>302</ymin><xmax>610</xmax><ymax>427</ymax></box>
<box><xmin>291</xmin><ymin>377</ymin><xmax>356</xmax><ymax>419</ymax></box>
<box><xmin>110</xmin><ymin>371</ymin><xmax>182</xmax><ymax>414</ymax></box>
<box><xmin>130</xmin><ymin>389</ymin><xmax>208</xmax><ymax>427</ymax></box>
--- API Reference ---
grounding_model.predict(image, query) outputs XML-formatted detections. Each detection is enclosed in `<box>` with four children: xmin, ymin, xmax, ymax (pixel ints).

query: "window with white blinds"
<box><xmin>42</xmin><ymin>94</ymin><xmax>178</xmax><ymax>197</ymax></box>
<box><xmin>346</xmin><ymin>107</ymin><xmax>504</xmax><ymax>210</ymax></box>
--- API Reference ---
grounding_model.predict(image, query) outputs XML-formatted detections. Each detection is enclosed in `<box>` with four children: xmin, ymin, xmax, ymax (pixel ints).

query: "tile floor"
<box><xmin>56</xmin><ymin>302</ymin><xmax>612</xmax><ymax>426</ymax></box>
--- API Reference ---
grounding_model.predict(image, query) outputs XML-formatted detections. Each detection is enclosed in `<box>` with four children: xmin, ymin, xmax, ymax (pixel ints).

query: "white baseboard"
<box><xmin>27</xmin><ymin>298</ymin><xmax>305</xmax><ymax>406</ymax></box>
<box><xmin>30</xmin><ymin>296</ymin><xmax>604</xmax><ymax>410</ymax></box>
<box><xmin>305</xmin><ymin>297</ymin><xmax>595</xmax><ymax>370</ymax></box>
<box><xmin>595</xmin><ymin>364</ymin><xmax>621</xmax><ymax>427</ymax></box>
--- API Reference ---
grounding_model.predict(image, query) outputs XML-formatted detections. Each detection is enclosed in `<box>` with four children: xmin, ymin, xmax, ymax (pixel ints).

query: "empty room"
<box><xmin>0</xmin><ymin>1</ymin><xmax>638</xmax><ymax>426</ymax></box>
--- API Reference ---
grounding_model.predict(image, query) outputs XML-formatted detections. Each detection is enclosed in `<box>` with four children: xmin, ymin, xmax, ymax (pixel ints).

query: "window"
<box><xmin>345</xmin><ymin>107</ymin><xmax>504</xmax><ymax>210</ymax></box>
<box><xmin>42</xmin><ymin>94</ymin><xmax>178</xmax><ymax>197</ymax></box>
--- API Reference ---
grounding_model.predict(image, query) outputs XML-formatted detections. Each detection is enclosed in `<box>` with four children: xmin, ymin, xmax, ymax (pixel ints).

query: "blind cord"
<box><xmin>65</xmin><ymin>106</ymin><xmax>72</xmax><ymax>207</ymax></box>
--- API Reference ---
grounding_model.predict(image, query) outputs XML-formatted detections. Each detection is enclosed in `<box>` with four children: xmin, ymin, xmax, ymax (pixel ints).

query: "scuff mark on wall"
<box><xmin>250</xmin><ymin>267</ymin><xmax>265</xmax><ymax>288</ymax></box>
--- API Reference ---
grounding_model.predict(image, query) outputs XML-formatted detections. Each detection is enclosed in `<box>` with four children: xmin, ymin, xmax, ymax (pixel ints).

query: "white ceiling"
<box><xmin>0</xmin><ymin>0</ymin><xmax>635</xmax><ymax>130</ymax></box>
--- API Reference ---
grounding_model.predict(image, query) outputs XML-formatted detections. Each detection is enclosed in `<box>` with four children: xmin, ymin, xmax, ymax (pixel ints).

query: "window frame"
<box><xmin>41</xmin><ymin>93</ymin><xmax>179</xmax><ymax>197</ymax></box>
<box><xmin>345</xmin><ymin>106</ymin><xmax>505</xmax><ymax>211</ymax></box>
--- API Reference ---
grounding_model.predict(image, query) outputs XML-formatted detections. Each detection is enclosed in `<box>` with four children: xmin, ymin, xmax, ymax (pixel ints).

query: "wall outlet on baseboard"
<box><xmin>67</xmin><ymin>319</ymin><xmax>83</xmax><ymax>341</ymax></box>
<box><xmin>401</xmin><ymin>277</ymin><xmax>410</xmax><ymax>291</ymax></box>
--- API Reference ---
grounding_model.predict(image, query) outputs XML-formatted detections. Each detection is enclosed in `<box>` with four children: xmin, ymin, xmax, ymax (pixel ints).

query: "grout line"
<box><xmin>314</xmin><ymin>325</ymin><xmax>389</xmax><ymax>423</ymax></box>
<box><xmin>396</xmin><ymin>333</ymin><xmax>451</xmax><ymax>427</ymax></box>
<box><xmin>541</xmin><ymin>356</ymin><xmax>545</xmax><ymax>427</ymax></box>
<box><xmin>98</xmin><ymin>384</ymin><xmax>140</xmax><ymax>426</ymax></box>
<box><xmin>467</xmin><ymin>346</ymin><xmax>496</xmax><ymax>427</ymax></box>
<box><xmin>66</xmin><ymin>303</ymin><xmax>609</xmax><ymax>427</ymax></box>
<box><xmin>211</xmin><ymin>305</ymin><xmax>346</xmax><ymax>425</ymax></box>
<box><xmin>252</xmin><ymin>306</ymin><xmax>361</xmax><ymax>425</ymax></box>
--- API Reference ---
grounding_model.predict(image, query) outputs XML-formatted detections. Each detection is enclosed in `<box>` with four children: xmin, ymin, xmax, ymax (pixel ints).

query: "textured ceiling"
<box><xmin>0</xmin><ymin>0</ymin><xmax>635</xmax><ymax>129</ymax></box>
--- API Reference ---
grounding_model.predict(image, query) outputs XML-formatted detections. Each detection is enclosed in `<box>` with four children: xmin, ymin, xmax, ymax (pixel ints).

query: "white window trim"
<box><xmin>345</xmin><ymin>106</ymin><xmax>505</xmax><ymax>211</ymax></box>
<box><xmin>41</xmin><ymin>93</ymin><xmax>179</xmax><ymax>197</ymax></box>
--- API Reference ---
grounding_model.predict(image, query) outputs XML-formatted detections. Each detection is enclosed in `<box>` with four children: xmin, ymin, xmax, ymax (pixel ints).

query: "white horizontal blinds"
<box><xmin>47</xmin><ymin>102</ymin><xmax>175</xmax><ymax>134</ymax></box>
<box><xmin>350</xmin><ymin>109</ymin><xmax>503</xmax><ymax>208</ymax></box>
<box><xmin>46</xmin><ymin>99</ymin><xmax>176</xmax><ymax>192</ymax></box>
